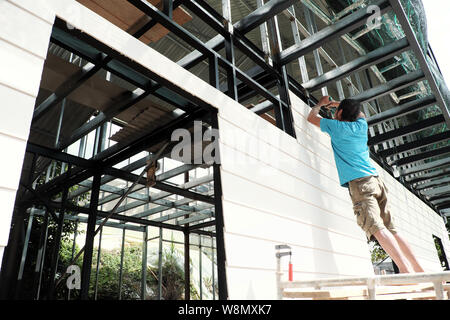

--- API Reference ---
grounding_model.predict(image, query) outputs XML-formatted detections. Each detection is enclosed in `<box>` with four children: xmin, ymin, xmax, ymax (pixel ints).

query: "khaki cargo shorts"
<box><xmin>348</xmin><ymin>175</ymin><xmax>397</xmax><ymax>241</ymax></box>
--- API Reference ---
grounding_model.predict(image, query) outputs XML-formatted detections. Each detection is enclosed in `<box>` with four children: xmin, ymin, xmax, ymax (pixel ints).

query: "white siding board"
<box><xmin>0</xmin><ymin>83</ymin><xmax>36</xmax><ymax>140</ymax></box>
<box><xmin>1</xmin><ymin>1</ymin><xmax>53</xmax><ymax>58</ymax></box>
<box><xmin>219</xmin><ymin>142</ymin><xmax>352</xmax><ymax>216</ymax></box>
<box><xmin>0</xmin><ymin>38</ymin><xmax>45</xmax><ymax>97</ymax></box>
<box><xmin>222</xmin><ymin>200</ymin><xmax>369</xmax><ymax>258</ymax></box>
<box><xmin>0</xmin><ymin>1</ymin><xmax>53</xmax><ymax>264</ymax></box>
<box><xmin>0</xmin><ymin>188</ymin><xmax>17</xmax><ymax>246</ymax></box>
<box><xmin>220</xmin><ymin>170</ymin><xmax>362</xmax><ymax>237</ymax></box>
<box><xmin>0</xmin><ymin>134</ymin><xmax>27</xmax><ymax>191</ymax></box>
<box><xmin>7</xmin><ymin>0</ymin><xmax>56</xmax><ymax>23</ymax></box>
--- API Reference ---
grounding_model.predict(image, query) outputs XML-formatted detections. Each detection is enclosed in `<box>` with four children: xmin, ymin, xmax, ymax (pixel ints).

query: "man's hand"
<box><xmin>307</xmin><ymin>96</ymin><xmax>339</xmax><ymax>128</ymax></box>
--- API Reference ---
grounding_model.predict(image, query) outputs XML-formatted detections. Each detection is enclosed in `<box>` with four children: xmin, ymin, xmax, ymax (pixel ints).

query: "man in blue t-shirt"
<box><xmin>307</xmin><ymin>96</ymin><xmax>424</xmax><ymax>273</ymax></box>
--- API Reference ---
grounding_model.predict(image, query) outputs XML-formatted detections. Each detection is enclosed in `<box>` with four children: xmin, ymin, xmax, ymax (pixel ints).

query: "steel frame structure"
<box><xmin>1</xmin><ymin>0</ymin><xmax>450</xmax><ymax>301</ymax></box>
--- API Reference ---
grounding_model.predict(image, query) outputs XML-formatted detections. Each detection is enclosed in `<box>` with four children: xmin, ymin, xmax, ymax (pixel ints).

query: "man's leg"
<box><xmin>393</xmin><ymin>233</ymin><xmax>424</xmax><ymax>272</ymax></box>
<box><xmin>373</xmin><ymin>228</ymin><xmax>414</xmax><ymax>273</ymax></box>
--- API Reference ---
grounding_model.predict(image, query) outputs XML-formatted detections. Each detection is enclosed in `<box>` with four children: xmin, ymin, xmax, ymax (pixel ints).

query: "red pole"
<box><xmin>288</xmin><ymin>254</ymin><xmax>293</xmax><ymax>281</ymax></box>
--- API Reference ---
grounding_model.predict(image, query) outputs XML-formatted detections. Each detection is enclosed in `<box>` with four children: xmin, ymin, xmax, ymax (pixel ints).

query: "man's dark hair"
<box><xmin>337</xmin><ymin>99</ymin><xmax>361</xmax><ymax>121</ymax></box>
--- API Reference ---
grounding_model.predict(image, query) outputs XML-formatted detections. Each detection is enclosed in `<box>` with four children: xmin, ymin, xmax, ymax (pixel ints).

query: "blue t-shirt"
<box><xmin>320</xmin><ymin>117</ymin><xmax>378</xmax><ymax>187</ymax></box>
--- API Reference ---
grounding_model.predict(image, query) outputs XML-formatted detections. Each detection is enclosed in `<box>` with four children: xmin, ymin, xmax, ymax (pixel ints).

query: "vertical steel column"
<box><xmin>80</xmin><ymin>173</ymin><xmax>101</xmax><ymax>300</ymax></box>
<box><xmin>303</xmin><ymin>5</ymin><xmax>328</xmax><ymax>97</ymax></box>
<box><xmin>222</xmin><ymin>0</ymin><xmax>238</xmax><ymax>101</ymax></box>
<box><xmin>157</xmin><ymin>227</ymin><xmax>163</xmax><ymax>300</ymax></box>
<box><xmin>47</xmin><ymin>165</ymin><xmax>72</xmax><ymax>300</ymax></box>
<box><xmin>184</xmin><ymin>229</ymin><xmax>190</xmax><ymax>300</ymax></box>
<box><xmin>267</xmin><ymin>15</ymin><xmax>296</xmax><ymax>137</ymax></box>
<box><xmin>209</xmin><ymin>55</ymin><xmax>220</xmax><ymax>89</ymax></box>
<box><xmin>15</xmin><ymin>208</ymin><xmax>34</xmax><ymax>299</ymax></box>
<box><xmin>211</xmin><ymin>111</ymin><xmax>228</xmax><ymax>300</ymax></box>
<box><xmin>211</xmin><ymin>235</ymin><xmax>215</xmax><ymax>300</ymax></box>
<box><xmin>163</xmin><ymin>0</ymin><xmax>173</xmax><ymax>19</ymax></box>
<box><xmin>34</xmin><ymin>211</ymin><xmax>49</xmax><ymax>300</ymax></box>
<box><xmin>199</xmin><ymin>235</ymin><xmax>203</xmax><ymax>300</ymax></box>
<box><xmin>118</xmin><ymin>228</ymin><xmax>126</xmax><ymax>300</ymax></box>
<box><xmin>141</xmin><ymin>226</ymin><xmax>148</xmax><ymax>300</ymax></box>
<box><xmin>287</xmin><ymin>6</ymin><xmax>309</xmax><ymax>84</ymax></box>
<box><xmin>257</xmin><ymin>0</ymin><xmax>272</xmax><ymax>65</ymax></box>
<box><xmin>93</xmin><ymin>227</ymin><xmax>103</xmax><ymax>300</ymax></box>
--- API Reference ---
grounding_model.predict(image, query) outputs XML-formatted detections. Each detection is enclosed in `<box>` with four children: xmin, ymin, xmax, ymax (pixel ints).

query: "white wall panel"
<box><xmin>0</xmin><ymin>1</ymin><xmax>54</xmax><ymax>265</ymax></box>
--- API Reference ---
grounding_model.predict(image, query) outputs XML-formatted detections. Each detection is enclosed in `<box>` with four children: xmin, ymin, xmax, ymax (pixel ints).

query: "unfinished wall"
<box><xmin>218</xmin><ymin>91</ymin><xmax>450</xmax><ymax>299</ymax></box>
<box><xmin>0</xmin><ymin>0</ymin><xmax>54</xmax><ymax>266</ymax></box>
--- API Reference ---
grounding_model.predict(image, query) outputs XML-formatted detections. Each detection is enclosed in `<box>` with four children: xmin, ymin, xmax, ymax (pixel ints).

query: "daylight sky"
<box><xmin>421</xmin><ymin>0</ymin><xmax>450</xmax><ymax>86</ymax></box>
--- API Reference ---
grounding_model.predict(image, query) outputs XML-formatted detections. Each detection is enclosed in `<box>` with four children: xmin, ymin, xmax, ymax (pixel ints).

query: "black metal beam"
<box><xmin>406</xmin><ymin>166</ymin><xmax>450</xmax><ymax>185</ymax></box>
<box><xmin>56</xmin><ymin>90</ymin><xmax>151</xmax><ymax>150</ymax></box>
<box><xmin>80</xmin><ymin>173</ymin><xmax>101</xmax><ymax>299</ymax></box>
<box><xmin>401</xmin><ymin>157</ymin><xmax>450</xmax><ymax>177</ymax></box>
<box><xmin>176</xmin><ymin>0</ymin><xmax>298</xmax><ymax>70</ymax></box>
<box><xmin>351</xmin><ymin>69</ymin><xmax>425</xmax><ymax>104</ymax></box>
<box><xmin>103</xmin><ymin>167</ymin><xmax>215</xmax><ymax>205</ymax></box>
<box><xmin>427</xmin><ymin>194</ymin><xmax>450</xmax><ymax>203</ymax></box>
<box><xmin>32</xmin><ymin>55</ymin><xmax>106</xmax><ymax>122</ymax></box>
<box><xmin>389</xmin><ymin>0</ymin><xmax>450</xmax><ymax>128</ymax></box>
<box><xmin>394</xmin><ymin>145</ymin><xmax>450</xmax><ymax>167</ymax></box>
<box><xmin>52</xmin><ymin>18</ymin><xmax>214</xmax><ymax>115</ymax></box>
<box><xmin>210</xmin><ymin>112</ymin><xmax>228</xmax><ymax>300</ymax></box>
<box><xmin>368</xmin><ymin>115</ymin><xmax>445</xmax><ymax>146</ymax></box>
<box><xmin>234</xmin><ymin>0</ymin><xmax>298</xmax><ymax>33</ymax></box>
<box><xmin>26</xmin><ymin>142</ymin><xmax>95</xmax><ymax>169</ymax></box>
<box><xmin>63</xmin><ymin>203</ymin><xmax>213</xmax><ymax>236</ymax></box>
<box><xmin>436</xmin><ymin>201</ymin><xmax>450</xmax><ymax>211</ymax></box>
<box><xmin>378</xmin><ymin>131</ymin><xmax>450</xmax><ymax>159</ymax></box>
<box><xmin>279</xmin><ymin>0</ymin><xmax>391</xmax><ymax>65</ymax></box>
<box><xmin>303</xmin><ymin>38</ymin><xmax>409</xmax><ymax>92</ymax></box>
<box><xmin>24</xmin><ymin>107</ymin><xmax>208</xmax><ymax>206</ymax></box>
<box><xmin>367</xmin><ymin>95</ymin><xmax>437</xmax><ymax>126</ymax></box>
<box><xmin>415</xmin><ymin>176</ymin><xmax>450</xmax><ymax>191</ymax></box>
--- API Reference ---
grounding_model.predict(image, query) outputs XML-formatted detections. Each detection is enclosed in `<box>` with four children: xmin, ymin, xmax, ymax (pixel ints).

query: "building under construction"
<box><xmin>0</xmin><ymin>0</ymin><xmax>449</xmax><ymax>300</ymax></box>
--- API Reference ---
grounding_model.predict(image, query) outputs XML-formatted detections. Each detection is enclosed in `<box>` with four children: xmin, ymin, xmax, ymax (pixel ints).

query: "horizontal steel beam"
<box><xmin>302</xmin><ymin>38</ymin><xmax>409</xmax><ymax>92</ymax></box>
<box><xmin>351</xmin><ymin>69</ymin><xmax>425</xmax><ymax>104</ymax></box>
<box><xmin>389</xmin><ymin>0</ymin><xmax>450</xmax><ymax>129</ymax></box>
<box><xmin>435</xmin><ymin>201</ymin><xmax>450</xmax><ymax>211</ymax></box>
<box><xmin>62</xmin><ymin>203</ymin><xmax>215</xmax><ymax>237</ymax></box>
<box><xmin>421</xmin><ymin>185</ymin><xmax>450</xmax><ymax>197</ymax></box>
<box><xmin>26</xmin><ymin>142</ymin><xmax>95</xmax><ymax>169</ymax></box>
<box><xmin>31</xmin><ymin>208</ymin><xmax>143</xmax><ymax>232</ymax></box>
<box><xmin>32</xmin><ymin>56</ymin><xmax>106</xmax><ymax>122</ymax></box>
<box><xmin>113</xmin><ymin>174</ymin><xmax>213</xmax><ymax>214</ymax></box>
<box><xmin>427</xmin><ymin>194</ymin><xmax>450</xmax><ymax>203</ymax></box>
<box><xmin>68</xmin><ymin>156</ymin><xmax>148</xmax><ymax>200</ymax></box>
<box><xmin>234</xmin><ymin>0</ymin><xmax>298</xmax><ymax>33</ymax></box>
<box><xmin>176</xmin><ymin>0</ymin><xmax>302</xmax><ymax>70</ymax></box>
<box><xmin>368</xmin><ymin>115</ymin><xmax>444</xmax><ymax>146</ymax></box>
<box><xmin>406</xmin><ymin>165</ymin><xmax>450</xmax><ymax>184</ymax></box>
<box><xmin>103</xmin><ymin>167</ymin><xmax>215</xmax><ymax>205</ymax></box>
<box><xmin>393</xmin><ymin>145</ymin><xmax>450</xmax><ymax>167</ymax></box>
<box><xmin>367</xmin><ymin>95</ymin><xmax>436</xmax><ymax>127</ymax></box>
<box><xmin>56</xmin><ymin>90</ymin><xmax>151</xmax><ymax>150</ymax></box>
<box><xmin>278</xmin><ymin>0</ymin><xmax>391</xmax><ymax>65</ymax></box>
<box><xmin>415</xmin><ymin>176</ymin><xmax>450</xmax><ymax>191</ymax></box>
<box><xmin>402</xmin><ymin>158</ymin><xmax>450</xmax><ymax>177</ymax></box>
<box><xmin>250</xmin><ymin>99</ymin><xmax>276</xmax><ymax>115</ymax></box>
<box><xmin>378</xmin><ymin>131</ymin><xmax>450</xmax><ymax>159</ymax></box>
